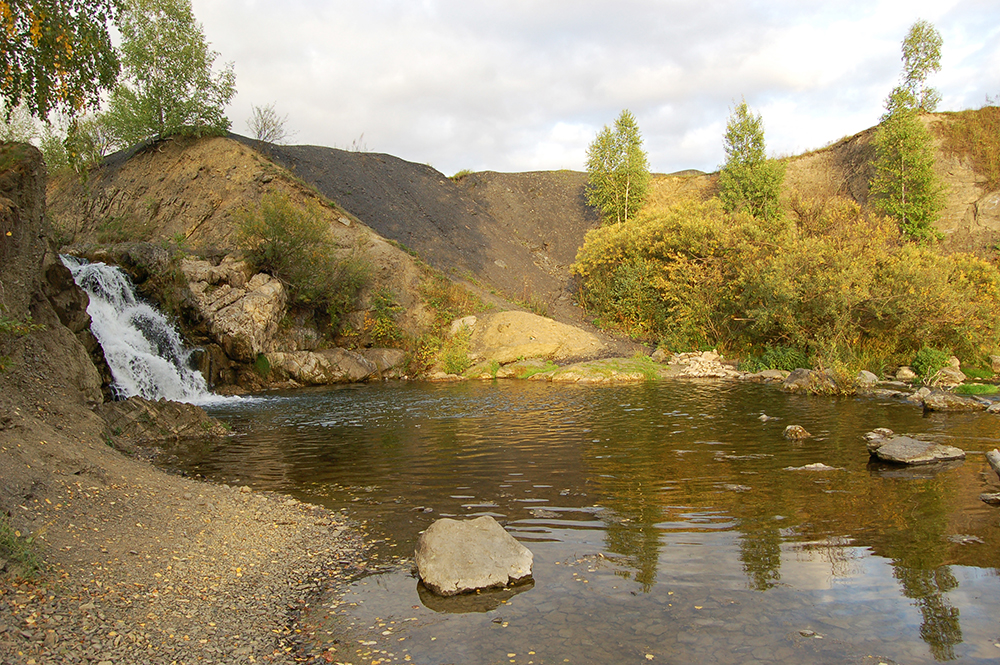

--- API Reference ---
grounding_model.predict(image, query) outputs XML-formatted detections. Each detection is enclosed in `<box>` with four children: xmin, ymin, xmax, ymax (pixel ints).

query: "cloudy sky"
<box><xmin>192</xmin><ymin>0</ymin><xmax>1000</xmax><ymax>176</ymax></box>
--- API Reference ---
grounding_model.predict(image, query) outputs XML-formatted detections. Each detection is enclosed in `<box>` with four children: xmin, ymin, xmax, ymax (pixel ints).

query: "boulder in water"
<box><xmin>855</xmin><ymin>370</ymin><xmax>879</xmax><ymax>389</ymax></box>
<box><xmin>781</xmin><ymin>368</ymin><xmax>838</xmax><ymax>394</ymax></box>
<box><xmin>415</xmin><ymin>516</ymin><xmax>533</xmax><ymax>597</ymax></box>
<box><xmin>466</xmin><ymin>311</ymin><xmax>605</xmax><ymax>365</ymax></box>
<box><xmin>867</xmin><ymin>434</ymin><xmax>965</xmax><ymax>465</ymax></box>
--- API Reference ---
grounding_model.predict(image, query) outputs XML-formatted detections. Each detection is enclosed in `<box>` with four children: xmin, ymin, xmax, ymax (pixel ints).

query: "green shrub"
<box><xmin>0</xmin><ymin>513</ymin><xmax>42</xmax><ymax>577</ymax></box>
<box><xmin>516</xmin><ymin>360</ymin><xmax>558</xmax><ymax>379</ymax></box>
<box><xmin>441</xmin><ymin>328</ymin><xmax>472</xmax><ymax>375</ymax></box>
<box><xmin>236</xmin><ymin>192</ymin><xmax>369</xmax><ymax>332</ymax></box>
<box><xmin>364</xmin><ymin>289</ymin><xmax>404</xmax><ymax>347</ymax></box>
<box><xmin>739</xmin><ymin>345</ymin><xmax>810</xmax><ymax>373</ymax></box>
<box><xmin>911</xmin><ymin>346</ymin><xmax>951</xmax><ymax>380</ymax></box>
<box><xmin>953</xmin><ymin>383</ymin><xmax>999</xmax><ymax>395</ymax></box>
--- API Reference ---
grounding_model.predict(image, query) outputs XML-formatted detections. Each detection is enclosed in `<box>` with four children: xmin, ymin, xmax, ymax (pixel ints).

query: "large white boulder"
<box><xmin>415</xmin><ymin>516</ymin><xmax>533</xmax><ymax>597</ymax></box>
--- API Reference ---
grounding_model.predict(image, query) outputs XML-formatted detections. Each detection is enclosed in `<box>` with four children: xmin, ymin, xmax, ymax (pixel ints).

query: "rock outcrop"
<box><xmin>97</xmin><ymin>396</ymin><xmax>230</xmax><ymax>446</ymax></box>
<box><xmin>1</xmin><ymin>143</ymin><xmax>103</xmax><ymax>407</ymax></box>
<box><xmin>181</xmin><ymin>258</ymin><xmax>287</xmax><ymax>362</ymax></box>
<box><xmin>266</xmin><ymin>348</ymin><xmax>378</xmax><ymax>384</ymax></box>
<box><xmin>415</xmin><ymin>516</ymin><xmax>533</xmax><ymax>597</ymax></box>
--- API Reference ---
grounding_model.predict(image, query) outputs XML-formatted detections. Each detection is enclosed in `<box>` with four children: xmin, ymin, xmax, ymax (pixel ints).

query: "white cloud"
<box><xmin>192</xmin><ymin>0</ymin><xmax>1000</xmax><ymax>174</ymax></box>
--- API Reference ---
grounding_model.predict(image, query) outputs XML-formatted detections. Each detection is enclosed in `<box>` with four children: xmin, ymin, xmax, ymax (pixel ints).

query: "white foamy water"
<box><xmin>61</xmin><ymin>255</ymin><xmax>222</xmax><ymax>405</ymax></box>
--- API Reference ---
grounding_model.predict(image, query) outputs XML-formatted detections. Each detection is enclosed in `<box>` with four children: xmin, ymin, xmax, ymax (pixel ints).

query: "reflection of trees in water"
<box><xmin>738</xmin><ymin>518</ymin><xmax>782</xmax><ymax>590</ymax></box>
<box><xmin>876</xmin><ymin>477</ymin><xmax>965</xmax><ymax>661</ymax></box>
<box><xmin>602</xmin><ymin>504</ymin><xmax>663</xmax><ymax>591</ymax></box>
<box><xmin>893</xmin><ymin>565</ymin><xmax>961</xmax><ymax>661</ymax></box>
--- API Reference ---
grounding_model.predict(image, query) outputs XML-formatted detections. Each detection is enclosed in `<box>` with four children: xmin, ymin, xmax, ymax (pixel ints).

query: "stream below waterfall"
<box><xmin>156</xmin><ymin>380</ymin><xmax>1000</xmax><ymax>665</ymax></box>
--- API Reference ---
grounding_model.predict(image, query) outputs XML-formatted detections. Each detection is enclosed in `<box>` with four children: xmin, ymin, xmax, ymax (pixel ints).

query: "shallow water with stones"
<box><xmin>172</xmin><ymin>380</ymin><xmax>1000</xmax><ymax>664</ymax></box>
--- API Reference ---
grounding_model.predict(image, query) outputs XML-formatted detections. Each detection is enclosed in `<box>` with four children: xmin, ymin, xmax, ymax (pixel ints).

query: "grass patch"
<box><xmin>95</xmin><ymin>214</ymin><xmax>155</xmax><ymax>243</ymax></box>
<box><xmin>0</xmin><ymin>308</ymin><xmax>44</xmax><ymax>372</ymax></box>
<box><xmin>739</xmin><ymin>345</ymin><xmax>810</xmax><ymax>373</ymax></box>
<box><xmin>954</xmin><ymin>383</ymin><xmax>999</xmax><ymax>395</ymax></box>
<box><xmin>516</xmin><ymin>360</ymin><xmax>558</xmax><ymax>379</ymax></box>
<box><xmin>0</xmin><ymin>513</ymin><xmax>42</xmax><ymax>577</ymax></box>
<box><xmin>963</xmin><ymin>367</ymin><xmax>995</xmax><ymax>380</ymax></box>
<box><xmin>387</xmin><ymin>239</ymin><xmax>419</xmax><ymax>258</ymax></box>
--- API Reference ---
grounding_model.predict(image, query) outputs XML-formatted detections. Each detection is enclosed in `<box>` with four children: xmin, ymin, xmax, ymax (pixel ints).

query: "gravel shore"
<box><xmin>1</xmin><ymin>385</ymin><xmax>366</xmax><ymax>665</ymax></box>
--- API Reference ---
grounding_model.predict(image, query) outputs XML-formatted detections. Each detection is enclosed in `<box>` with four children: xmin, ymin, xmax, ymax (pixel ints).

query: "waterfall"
<box><xmin>61</xmin><ymin>255</ymin><xmax>219</xmax><ymax>404</ymax></box>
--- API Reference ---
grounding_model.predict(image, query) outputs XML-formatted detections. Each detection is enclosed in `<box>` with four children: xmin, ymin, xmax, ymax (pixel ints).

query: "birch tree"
<box><xmin>586</xmin><ymin>109</ymin><xmax>650</xmax><ymax>225</ymax></box>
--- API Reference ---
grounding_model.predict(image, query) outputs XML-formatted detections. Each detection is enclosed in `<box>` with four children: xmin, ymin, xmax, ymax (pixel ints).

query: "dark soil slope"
<box><xmin>457</xmin><ymin>170</ymin><xmax>599</xmax><ymax>277</ymax></box>
<box><xmin>247</xmin><ymin>140</ymin><xmax>599</xmax><ymax>318</ymax></box>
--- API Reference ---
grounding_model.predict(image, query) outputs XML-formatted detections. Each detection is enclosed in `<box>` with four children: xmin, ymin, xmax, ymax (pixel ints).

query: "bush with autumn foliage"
<box><xmin>573</xmin><ymin>197</ymin><xmax>1000</xmax><ymax>375</ymax></box>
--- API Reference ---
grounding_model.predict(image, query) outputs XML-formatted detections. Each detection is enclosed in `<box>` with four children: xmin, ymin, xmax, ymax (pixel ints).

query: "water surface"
<box><xmin>178</xmin><ymin>380</ymin><xmax>1000</xmax><ymax>664</ymax></box>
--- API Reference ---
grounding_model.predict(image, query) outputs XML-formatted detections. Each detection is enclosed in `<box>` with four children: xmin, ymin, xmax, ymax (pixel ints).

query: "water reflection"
<box><xmin>176</xmin><ymin>380</ymin><xmax>1000</xmax><ymax>663</ymax></box>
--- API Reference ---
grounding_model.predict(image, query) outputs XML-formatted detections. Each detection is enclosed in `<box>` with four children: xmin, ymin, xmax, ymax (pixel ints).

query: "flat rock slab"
<box><xmin>415</xmin><ymin>516</ymin><xmax>533</xmax><ymax>597</ymax></box>
<box><xmin>871</xmin><ymin>436</ymin><xmax>966</xmax><ymax>465</ymax></box>
<box><xmin>923</xmin><ymin>391</ymin><xmax>987</xmax><ymax>412</ymax></box>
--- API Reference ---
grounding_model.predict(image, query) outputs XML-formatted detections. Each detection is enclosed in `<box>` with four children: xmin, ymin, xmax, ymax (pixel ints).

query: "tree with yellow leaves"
<box><xmin>0</xmin><ymin>0</ymin><xmax>121</xmax><ymax>120</ymax></box>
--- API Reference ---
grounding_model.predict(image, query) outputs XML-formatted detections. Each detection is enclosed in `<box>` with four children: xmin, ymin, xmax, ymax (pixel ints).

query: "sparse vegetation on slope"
<box><xmin>235</xmin><ymin>191</ymin><xmax>368</xmax><ymax>333</ymax></box>
<box><xmin>939</xmin><ymin>105</ymin><xmax>1000</xmax><ymax>190</ymax></box>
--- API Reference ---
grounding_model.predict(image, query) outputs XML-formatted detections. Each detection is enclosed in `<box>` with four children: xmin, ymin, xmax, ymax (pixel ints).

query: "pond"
<box><xmin>176</xmin><ymin>380</ymin><xmax>1000</xmax><ymax>664</ymax></box>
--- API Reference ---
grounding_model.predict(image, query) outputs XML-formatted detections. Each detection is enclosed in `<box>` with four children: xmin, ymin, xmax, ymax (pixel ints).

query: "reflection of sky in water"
<box><xmin>186</xmin><ymin>380</ymin><xmax>1000</xmax><ymax>664</ymax></box>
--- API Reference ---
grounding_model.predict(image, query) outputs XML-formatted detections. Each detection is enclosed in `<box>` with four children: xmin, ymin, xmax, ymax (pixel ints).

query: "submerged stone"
<box><xmin>783</xmin><ymin>425</ymin><xmax>811</xmax><ymax>440</ymax></box>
